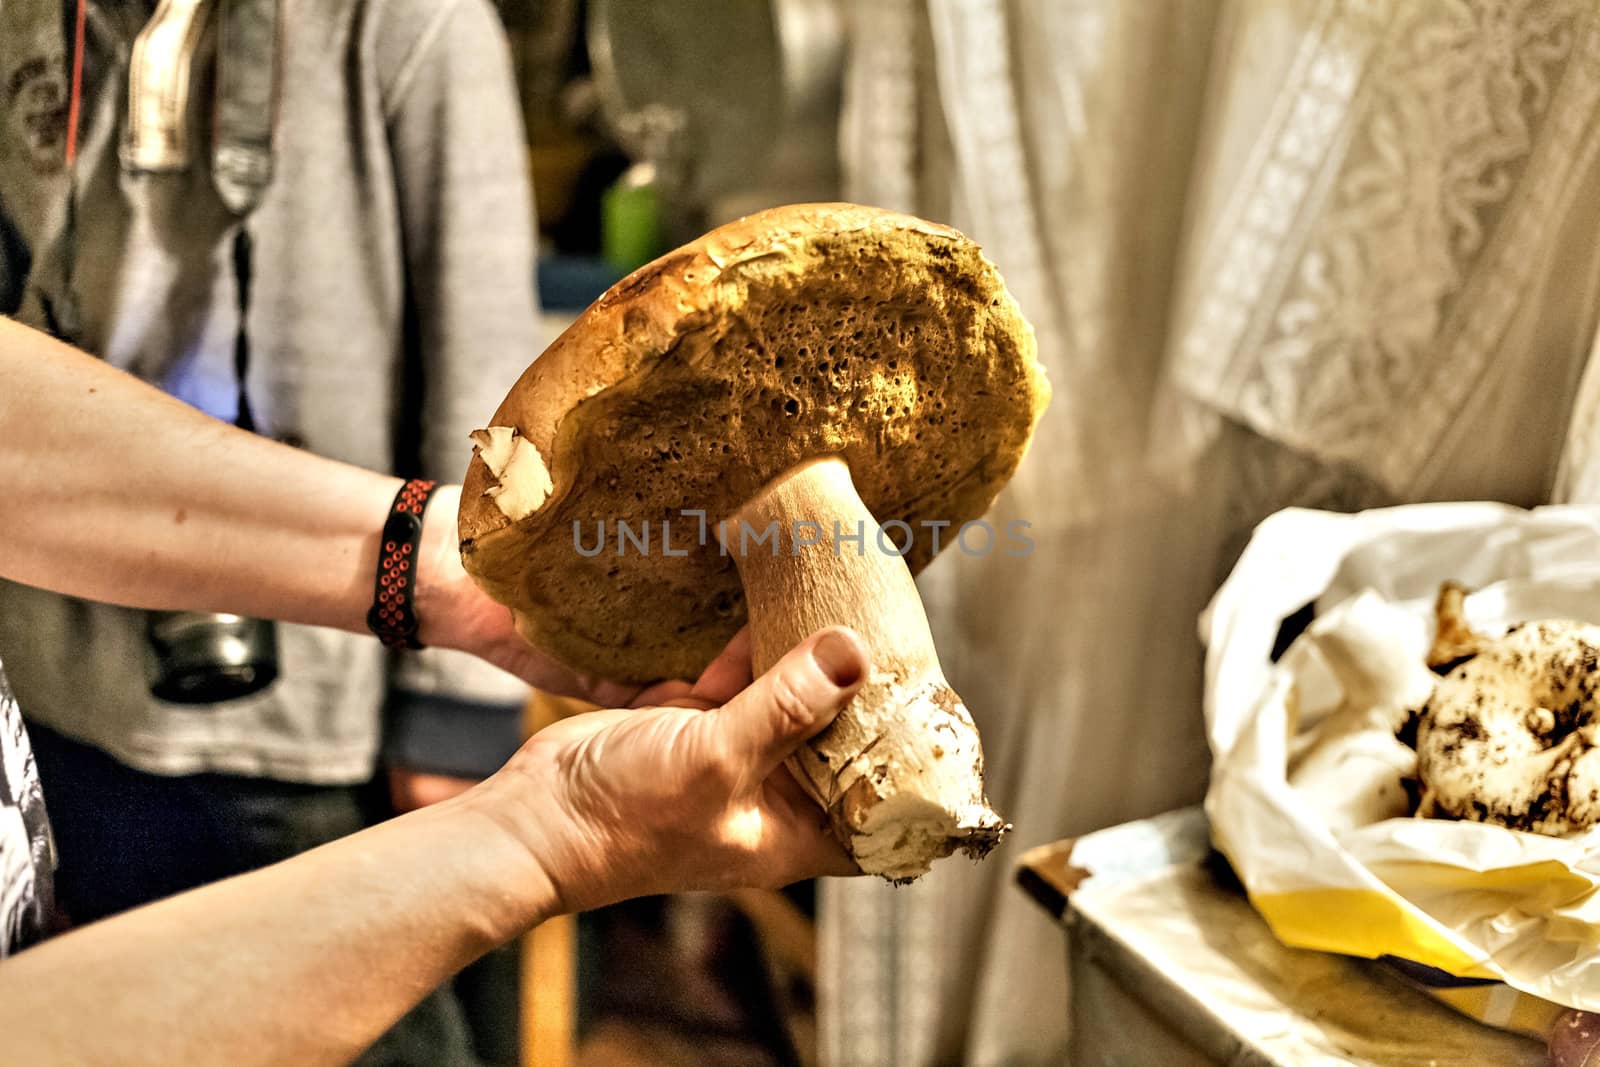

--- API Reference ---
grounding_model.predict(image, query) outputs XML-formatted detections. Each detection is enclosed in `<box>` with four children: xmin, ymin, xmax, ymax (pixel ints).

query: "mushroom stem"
<box><xmin>726</xmin><ymin>456</ymin><xmax>1007</xmax><ymax>881</ymax></box>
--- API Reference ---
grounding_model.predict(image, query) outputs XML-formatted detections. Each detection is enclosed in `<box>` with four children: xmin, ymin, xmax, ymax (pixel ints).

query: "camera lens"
<box><xmin>146</xmin><ymin>613</ymin><xmax>280</xmax><ymax>704</ymax></box>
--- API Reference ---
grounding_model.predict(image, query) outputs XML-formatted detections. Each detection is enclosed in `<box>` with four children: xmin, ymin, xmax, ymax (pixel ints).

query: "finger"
<box><xmin>575</xmin><ymin>677</ymin><xmax>643</xmax><ymax>709</ymax></box>
<box><xmin>765</xmin><ymin>824</ymin><xmax>861</xmax><ymax>884</ymax></box>
<box><xmin>691</xmin><ymin>627</ymin><xmax>753</xmax><ymax>705</ymax></box>
<box><xmin>766</xmin><ymin>770</ymin><xmax>862</xmax><ymax>879</ymax></box>
<box><xmin>495</xmin><ymin>638</ymin><xmax>641</xmax><ymax>709</ymax></box>
<box><xmin>790</xmin><ymin>832</ymin><xmax>863</xmax><ymax>880</ymax></box>
<box><xmin>633</xmin><ymin>628</ymin><xmax>754</xmax><ymax>709</ymax></box>
<box><xmin>631</xmin><ymin>678</ymin><xmax>697</xmax><ymax>708</ymax></box>
<box><xmin>713</xmin><ymin>627</ymin><xmax>869</xmax><ymax>783</ymax></box>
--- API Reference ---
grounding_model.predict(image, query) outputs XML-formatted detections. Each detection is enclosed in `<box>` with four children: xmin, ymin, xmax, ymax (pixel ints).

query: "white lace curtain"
<box><xmin>823</xmin><ymin>2</ymin><xmax>1600</xmax><ymax>1064</ymax></box>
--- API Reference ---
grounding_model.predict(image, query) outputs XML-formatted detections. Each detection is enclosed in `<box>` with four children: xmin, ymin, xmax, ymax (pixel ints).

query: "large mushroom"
<box><xmin>459</xmin><ymin>203</ymin><xmax>1049</xmax><ymax>881</ymax></box>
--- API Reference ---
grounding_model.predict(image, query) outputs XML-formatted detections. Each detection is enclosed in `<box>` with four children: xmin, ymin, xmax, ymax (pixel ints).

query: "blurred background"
<box><xmin>506</xmin><ymin>0</ymin><xmax>843</xmax><ymax>314</ymax></box>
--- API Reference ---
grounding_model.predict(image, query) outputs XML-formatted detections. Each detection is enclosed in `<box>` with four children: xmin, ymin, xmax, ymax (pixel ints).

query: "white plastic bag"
<box><xmin>1205</xmin><ymin>503</ymin><xmax>1600</xmax><ymax>1018</ymax></box>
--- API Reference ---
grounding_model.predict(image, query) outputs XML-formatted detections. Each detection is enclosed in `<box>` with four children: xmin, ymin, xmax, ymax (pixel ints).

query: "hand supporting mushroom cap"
<box><xmin>459</xmin><ymin>203</ymin><xmax>1050</xmax><ymax>880</ymax></box>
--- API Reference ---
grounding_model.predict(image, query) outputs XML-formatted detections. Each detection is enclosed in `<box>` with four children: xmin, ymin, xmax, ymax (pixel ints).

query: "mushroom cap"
<box><xmin>459</xmin><ymin>203</ymin><xmax>1049</xmax><ymax>683</ymax></box>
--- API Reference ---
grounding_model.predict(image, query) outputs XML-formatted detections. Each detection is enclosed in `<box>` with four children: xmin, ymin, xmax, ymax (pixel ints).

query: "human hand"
<box><xmin>412</xmin><ymin>485</ymin><xmax>756</xmax><ymax>708</ymax></box>
<box><xmin>384</xmin><ymin>632</ymin><xmax>756</xmax><ymax>814</ymax></box>
<box><xmin>482</xmin><ymin>627</ymin><xmax>869</xmax><ymax>914</ymax></box>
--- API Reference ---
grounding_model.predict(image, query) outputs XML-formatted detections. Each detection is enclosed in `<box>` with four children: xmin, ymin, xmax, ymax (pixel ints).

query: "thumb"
<box><xmin>715</xmin><ymin>627</ymin><xmax>869</xmax><ymax>782</ymax></box>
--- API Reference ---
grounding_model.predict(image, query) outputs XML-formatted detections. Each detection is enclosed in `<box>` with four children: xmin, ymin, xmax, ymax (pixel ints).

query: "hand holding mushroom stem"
<box><xmin>721</xmin><ymin>456</ymin><xmax>1008</xmax><ymax>882</ymax></box>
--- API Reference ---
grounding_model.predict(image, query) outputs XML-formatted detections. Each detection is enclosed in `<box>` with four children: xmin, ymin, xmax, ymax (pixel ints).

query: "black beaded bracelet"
<box><xmin>367</xmin><ymin>478</ymin><xmax>439</xmax><ymax>650</ymax></box>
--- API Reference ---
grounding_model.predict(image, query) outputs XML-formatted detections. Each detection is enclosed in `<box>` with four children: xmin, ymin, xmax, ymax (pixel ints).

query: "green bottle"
<box><xmin>602</xmin><ymin>162</ymin><xmax>665</xmax><ymax>276</ymax></box>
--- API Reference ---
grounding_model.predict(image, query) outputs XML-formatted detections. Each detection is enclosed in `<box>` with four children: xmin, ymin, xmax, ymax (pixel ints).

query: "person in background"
<box><xmin>0</xmin><ymin>2</ymin><xmax>540</xmax><ymax>1061</ymax></box>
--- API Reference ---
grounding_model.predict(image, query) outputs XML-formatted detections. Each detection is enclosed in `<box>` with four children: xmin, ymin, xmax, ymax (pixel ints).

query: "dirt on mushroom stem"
<box><xmin>726</xmin><ymin>456</ymin><xmax>1008</xmax><ymax>881</ymax></box>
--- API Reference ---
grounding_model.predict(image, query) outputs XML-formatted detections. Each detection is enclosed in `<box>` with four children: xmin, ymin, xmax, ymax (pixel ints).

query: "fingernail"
<box><xmin>812</xmin><ymin>629</ymin><xmax>864</xmax><ymax>689</ymax></box>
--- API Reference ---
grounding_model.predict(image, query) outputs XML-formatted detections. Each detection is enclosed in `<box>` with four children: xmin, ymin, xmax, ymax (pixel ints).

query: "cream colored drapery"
<box><xmin>822</xmin><ymin>2</ymin><xmax>1600</xmax><ymax>1064</ymax></box>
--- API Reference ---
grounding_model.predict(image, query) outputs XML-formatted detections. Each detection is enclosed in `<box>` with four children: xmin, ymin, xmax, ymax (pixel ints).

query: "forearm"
<box><xmin>0</xmin><ymin>317</ymin><xmax>398</xmax><ymax>631</ymax></box>
<box><xmin>0</xmin><ymin>775</ymin><xmax>556</xmax><ymax>1067</ymax></box>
